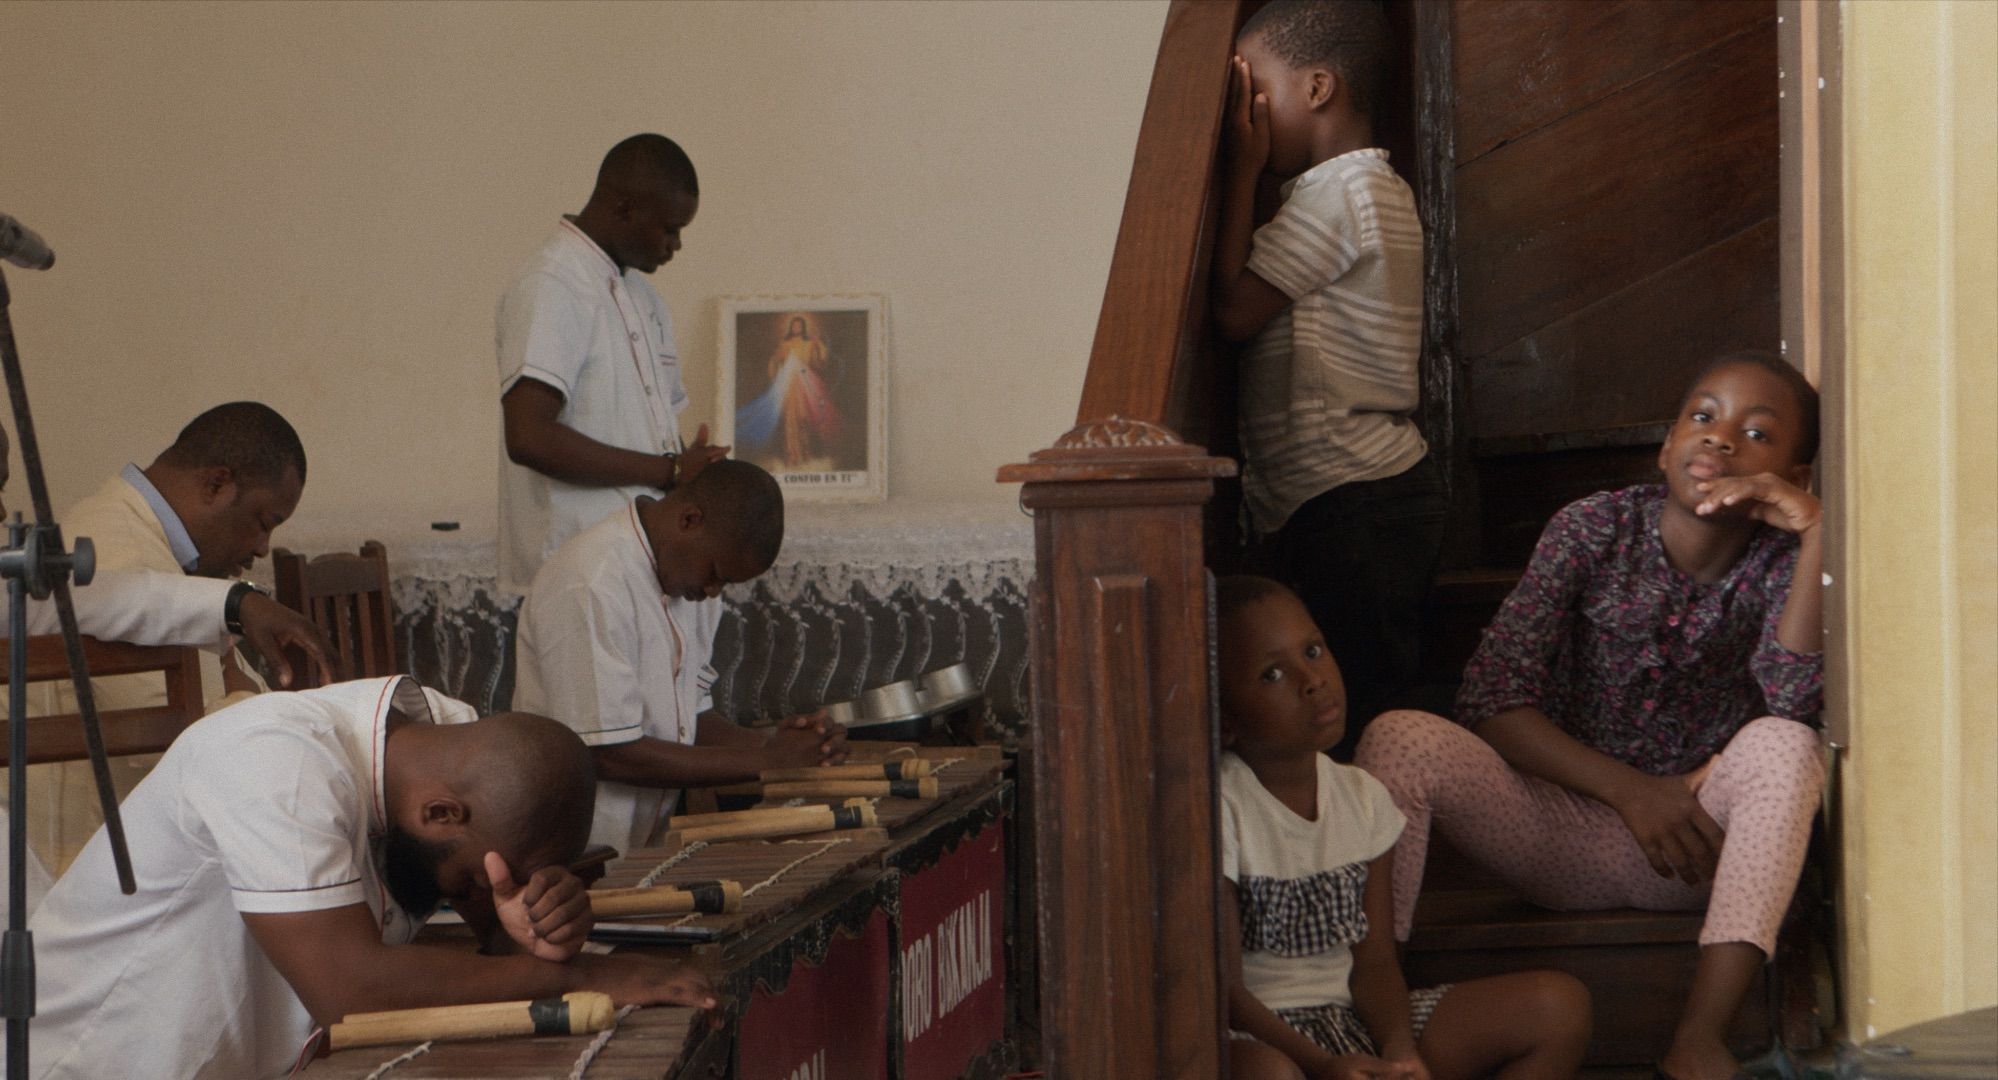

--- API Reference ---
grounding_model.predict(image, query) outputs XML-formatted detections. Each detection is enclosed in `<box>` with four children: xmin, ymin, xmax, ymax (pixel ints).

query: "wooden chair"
<box><xmin>0</xmin><ymin>635</ymin><xmax>206</xmax><ymax>766</ymax></box>
<box><xmin>273</xmin><ymin>541</ymin><xmax>397</xmax><ymax>688</ymax></box>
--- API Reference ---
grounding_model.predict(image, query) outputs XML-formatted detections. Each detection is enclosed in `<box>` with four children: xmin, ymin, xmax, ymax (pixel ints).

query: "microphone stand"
<box><xmin>0</xmin><ymin>264</ymin><xmax>131</xmax><ymax>1080</ymax></box>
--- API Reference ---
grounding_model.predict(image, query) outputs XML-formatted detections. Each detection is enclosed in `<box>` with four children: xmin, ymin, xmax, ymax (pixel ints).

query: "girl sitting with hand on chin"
<box><xmin>1358</xmin><ymin>351</ymin><xmax>1827</xmax><ymax>1080</ymax></box>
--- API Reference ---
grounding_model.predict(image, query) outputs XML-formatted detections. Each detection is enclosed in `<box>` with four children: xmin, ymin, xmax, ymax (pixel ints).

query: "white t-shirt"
<box><xmin>496</xmin><ymin>218</ymin><xmax>689</xmax><ymax>595</ymax></box>
<box><xmin>1240</xmin><ymin>147</ymin><xmax>1428</xmax><ymax>534</ymax></box>
<box><xmin>1218</xmin><ymin>751</ymin><xmax>1406</xmax><ymax>1012</ymax></box>
<box><xmin>512</xmin><ymin>502</ymin><xmax>719</xmax><ymax>852</ymax></box>
<box><xmin>19</xmin><ymin>676</ymin><xmax>476</xmax><ymax>1080</ymax></box>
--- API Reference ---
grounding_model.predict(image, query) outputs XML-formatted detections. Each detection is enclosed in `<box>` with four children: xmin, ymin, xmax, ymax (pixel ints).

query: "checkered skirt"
<box><xmin>1257</xmin><ymin>986</ymin><xmax>1450</xmax><ymax>1057</ymax></box>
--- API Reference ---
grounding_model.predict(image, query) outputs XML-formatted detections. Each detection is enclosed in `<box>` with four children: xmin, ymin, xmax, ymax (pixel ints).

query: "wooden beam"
<box><xmin>1076</xmin><ymin>0</ymin><xmax>1247</xmax><ymax>427</ymax></box>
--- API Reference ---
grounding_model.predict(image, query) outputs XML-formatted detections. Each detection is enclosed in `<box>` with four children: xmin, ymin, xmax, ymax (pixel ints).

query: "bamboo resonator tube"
<box><xmin>758</xmin><ymin>760</ymin><xmax>933</xmax><ymax>783</ymax></box>
<box><xmin>671</xmin><ymin>802</ymin><xmax>879</xmax><ymax>843</ymax></box>
<box><xmin>591</xmin><ymin>879</ymin><xmax>743</xmax><ymax>917</ymax></box>
<box><xmin>665</xmin><ymin>798</ymin><xmax>869</xmax><ymax>832</ymax></box>
<box><xmin>762</xmin><ymin>777</ymin><xmax>938</xmax><ymax>800</ymax></box>
<box><xmin>327</xmin><ymin>991</ymin><xmax>615</xmax><ymax>1050</ymax></box>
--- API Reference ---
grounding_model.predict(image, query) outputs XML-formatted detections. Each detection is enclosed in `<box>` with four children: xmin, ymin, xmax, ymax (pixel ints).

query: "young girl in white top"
<box><xmin>1217</xmin><ymin>575</ymin><xmax>1591</xmax><ymax>1080</ymax></box>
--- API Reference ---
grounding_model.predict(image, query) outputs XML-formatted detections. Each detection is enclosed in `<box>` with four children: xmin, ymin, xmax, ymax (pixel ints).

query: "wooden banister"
<box><xmin>1076</xmin><ymin>0</ymin><xmax>1252</xmax><ymax>433</ymax></box>
<box><xmin>999</xmin><ymin>420</ymin><xmax>1235</xmax><ymax>1079</ymax></box>
<box><xmin>1004</xmin><ymin>5</ymin><xmax>1254</xmax><ymax>1075</ymax></box>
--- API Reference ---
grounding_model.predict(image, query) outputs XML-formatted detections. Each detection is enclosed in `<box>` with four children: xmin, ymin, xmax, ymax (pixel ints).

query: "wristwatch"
<box><xmin>223</xmin><ymin>581</ymin><xmax>264</xmax><ymax>636</ymax></box>
<box><xmin>662</xmin><ymin>451</ymin><xmax>680</xmax><ymax>488</ymax></box>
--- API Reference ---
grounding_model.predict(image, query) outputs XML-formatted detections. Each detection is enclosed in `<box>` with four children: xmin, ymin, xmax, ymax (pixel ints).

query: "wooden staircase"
<box><xmin>1404</xmin><ymin>842</ymin><xmax>1772</xmax><ymax>1067</ymax></box>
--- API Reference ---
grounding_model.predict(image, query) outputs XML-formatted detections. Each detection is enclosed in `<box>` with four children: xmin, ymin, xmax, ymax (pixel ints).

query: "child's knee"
<box><xmin>1729</xmin><ymin>716</ymin><xmax>1826</xmax><ymax>790</ymax></box>
<box><xmin>1354</xmin><ymin>708</ymin><xmax>1457</xmax><ymax>771</ymax></box>
<box><xmin>1516</xmin><ymin>969</ymin><xmax>1593</xmax><ymax>1047</ymax></box>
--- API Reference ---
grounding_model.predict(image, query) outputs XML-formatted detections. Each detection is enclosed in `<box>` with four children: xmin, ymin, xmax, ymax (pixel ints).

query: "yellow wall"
<box><xmin>0</xmin><ymin>1</ymin><xmax>1167</xmax><ymax>533</ymax></box>
<box><xmin>1837</xmin><ymin>0</ymin><xmax>1998</xmax><ymax>1039</ymax></box>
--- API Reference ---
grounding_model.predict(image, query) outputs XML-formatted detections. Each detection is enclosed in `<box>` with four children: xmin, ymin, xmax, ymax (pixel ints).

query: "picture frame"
<box><xmin>716</xmin><ymin>294</ymin><xmax>888</xmax><ymax>502</ymax></box>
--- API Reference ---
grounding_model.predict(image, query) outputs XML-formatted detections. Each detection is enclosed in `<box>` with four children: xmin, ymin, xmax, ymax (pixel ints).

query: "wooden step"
<box><xmin>1418</xmin><ymin>568</ymin><xmax>1522</xmax><ymax>690</ymax></box>
<box><xmin>1404</xmin><ymin>886</ymin><xmax>1770</xmax><ymax>1068</ymax></box>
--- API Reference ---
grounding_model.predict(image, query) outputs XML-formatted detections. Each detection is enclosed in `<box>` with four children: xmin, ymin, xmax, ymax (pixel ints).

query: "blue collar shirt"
<box><xmin>120</xmin><ymin>462</ymin><xmax>200</xmax><ymax>573</ymax></box>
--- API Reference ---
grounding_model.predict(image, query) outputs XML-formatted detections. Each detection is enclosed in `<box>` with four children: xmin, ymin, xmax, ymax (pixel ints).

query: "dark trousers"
<box><xmin>1271</xmin><ymin>454</ymin><xmax>1447</xmax><ymax>756</ymax></box>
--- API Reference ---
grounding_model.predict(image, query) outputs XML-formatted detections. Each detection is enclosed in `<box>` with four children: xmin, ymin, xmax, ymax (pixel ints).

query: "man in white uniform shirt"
<box><xmin>19</xmin><ymin>676</ymin><xmax>715</xmax><ymax>1080</ymax></box>
<box><xmin>514</xmin><ymin>460</ymin><xmax>845</xmax><ymax>852</ymax></box>
<box><xmin>497</xmin><ymin>133</ymin><xmax>727</xmax><ymax>595</ymax></box>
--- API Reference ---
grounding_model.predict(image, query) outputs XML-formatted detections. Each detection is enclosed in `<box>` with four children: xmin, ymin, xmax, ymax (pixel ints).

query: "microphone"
<box><xmin>0</xmin><ymin>214</ymin><xmax>55</xmax><ymax>271</ymax></box>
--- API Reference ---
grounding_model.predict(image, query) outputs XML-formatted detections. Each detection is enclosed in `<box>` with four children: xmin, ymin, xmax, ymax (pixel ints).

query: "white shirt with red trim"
<box><xmin>496</xmin><ymin>218</ymin><xmax>688</xmax><ymax>595</ymax></box>
<box><xmin>512</xmin><ymin>502</ymin><xmax>720</xmax><ymax>852</ymax></box>
<box><xmin>19</xmin><ymin>676</ymin><xmax>476</xmax><ymax>1080</ymax></box>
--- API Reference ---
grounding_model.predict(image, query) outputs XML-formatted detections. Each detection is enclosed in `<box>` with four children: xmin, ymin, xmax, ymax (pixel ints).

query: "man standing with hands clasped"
<box><xmin>498</xmin><ymin>133</ymin><xmax>729</xmax><ymax>596</ymax></box>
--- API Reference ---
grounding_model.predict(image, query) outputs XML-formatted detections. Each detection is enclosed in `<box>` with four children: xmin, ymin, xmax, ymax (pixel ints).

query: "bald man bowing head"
<box><xmin>20</xmin><ymin>677</ymin><xmax>712</xmax><ymax>1080</ymax></box>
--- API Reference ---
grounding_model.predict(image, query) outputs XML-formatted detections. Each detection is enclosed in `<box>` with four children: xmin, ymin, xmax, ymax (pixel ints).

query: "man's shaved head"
<box><xmin>456</xmin><ymin>712</ymin><xmax>597</xmax><ymax>866</ymax></box>
<box><xmin>682</xmin><ymin>458</ymin><xmax>785</xmax><ymax>569</ymax></box>
<box><xmin>596</xmin><ymin>134</ymin><xmax>699</xmax><ymax>201</ymax></box>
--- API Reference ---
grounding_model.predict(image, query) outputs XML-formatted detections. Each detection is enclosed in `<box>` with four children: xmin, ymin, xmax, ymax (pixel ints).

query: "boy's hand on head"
<box><xmin>674</xmin><ymin>424</ymin><xmax>731</xmax><ymax>487</ymax></box>
<box><xmin>1225</xmin><ymin>55</ymin><xmax>1271</xmax><ymax>181</ymax></box>
<box><xmin>1694</xmin><ymin>472</ymin><xmax>1821</xmax><ymax>535</ymax></box>
<box><xmin>485</xmin><ymin>851</ymin><xmax>593</xmax><ymax>963</ymax></box>
<box><xmin>1610</xmin><ymin>774</ymin><xmax>1724</xmax><ymax>885</ymax></box>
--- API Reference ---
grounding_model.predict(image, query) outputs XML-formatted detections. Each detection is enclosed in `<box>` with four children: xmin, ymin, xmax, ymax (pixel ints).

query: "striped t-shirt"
<box><xmin>1240</xmin><ymin>148</ymin><xmax>1427</xmax><ymax>534</ymax></box>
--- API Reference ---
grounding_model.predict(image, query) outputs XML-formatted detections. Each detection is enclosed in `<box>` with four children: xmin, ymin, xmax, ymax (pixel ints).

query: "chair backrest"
<box><xmin>273</xmin><ymin>540</ymin><xmax>397</xmax><ymax>687</ymax></box>
<box><xmin>0</xmin><ymin>635</ymin><xmax>206</xmax><ymax>765</ymax></box>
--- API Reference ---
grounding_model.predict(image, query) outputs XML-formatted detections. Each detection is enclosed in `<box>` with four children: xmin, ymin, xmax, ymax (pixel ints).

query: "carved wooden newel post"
<box><xmin>999</xmin><ymin>417</ymin><xmax>1235</xmax><ymax>1079</ymax></box>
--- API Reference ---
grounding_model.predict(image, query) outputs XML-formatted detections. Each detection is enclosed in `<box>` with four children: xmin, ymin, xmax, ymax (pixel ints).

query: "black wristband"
<box><xmin>662</xmin><ymin>451</ymin><xmax>680</xmax><ymax>487</ymax></box>
<box><xmin>223</xmin><ymin>581</ymin><xmax>261</xmax><ymax>636</ymax></box>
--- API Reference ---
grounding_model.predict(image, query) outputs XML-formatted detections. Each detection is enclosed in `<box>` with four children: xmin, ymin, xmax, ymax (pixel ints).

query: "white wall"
<box><xmin>0</xmin><ymin>0</ymin><xmax>1166</xmax><ymax>540</ymax></box>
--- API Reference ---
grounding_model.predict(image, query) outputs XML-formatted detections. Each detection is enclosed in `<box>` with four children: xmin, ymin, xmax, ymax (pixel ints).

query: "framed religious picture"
<box><xmin>717</xmin><ymin>295</ymin><xmax>888</xmax><ymax>501</ymax></box>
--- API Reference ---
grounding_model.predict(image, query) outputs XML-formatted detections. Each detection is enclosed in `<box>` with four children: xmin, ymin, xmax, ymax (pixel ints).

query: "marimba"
<box><xmin>314</xmin><ymin>742</ymin><xmax>1013</xmax><ymax>1079</ymax></box>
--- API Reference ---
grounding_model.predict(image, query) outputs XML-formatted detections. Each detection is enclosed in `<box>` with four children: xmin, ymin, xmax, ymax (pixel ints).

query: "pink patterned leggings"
<box><xmin>1354</xmin><ymin>710</ymin><xmax>1824</xmax><ymax>956</ymax></box>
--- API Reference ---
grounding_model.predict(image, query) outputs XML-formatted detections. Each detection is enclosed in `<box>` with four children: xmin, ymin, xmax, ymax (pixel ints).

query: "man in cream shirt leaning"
<box><xmin>29</xmin><ymin>401</ymin><xmax>312</xmax><ymax>872</ymax></box>
<box><xmin>0</xmin><ymin>419</ymin><xmax>333</xmax><ymax>916</ymax></box>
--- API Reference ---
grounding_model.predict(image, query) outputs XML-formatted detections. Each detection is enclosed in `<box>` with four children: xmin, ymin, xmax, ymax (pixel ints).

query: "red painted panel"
<box><xmin>738</xmin><ymin>908</ymin><xmax>893</xmax><ymax>1080</ymax></box>
<box><xmin>899</xmin><ymin>821</ymin><xmax>1009</xmax><ymax>1080</ymax></box>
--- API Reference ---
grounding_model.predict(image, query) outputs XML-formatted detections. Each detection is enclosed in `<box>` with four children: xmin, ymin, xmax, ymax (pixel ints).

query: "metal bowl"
<box><xmin>859</xmin><ymin>680</ymin><xmax>923</xmax><ymax>723</ymax></box>
<box><xmin>844</xmin><ymin>713</ymin><xmax>933</xmax><ymax>741</ymax></box>
<box><xmin>847</xmin><ymin>680</ymin><xmax>931</xmax><ymax>741</ymax></box>
<box><xmin>823</xmin><ymin>699</ymin><xmax>861</xmax><ymax>727</ymax></box>
<box><xmin>917</xmin><ymin>662</ymin><xmax>979</xmax><ymax>712</ymax></box>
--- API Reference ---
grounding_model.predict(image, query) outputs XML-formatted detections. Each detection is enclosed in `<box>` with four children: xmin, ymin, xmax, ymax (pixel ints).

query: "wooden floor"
<box><xmin>1579</xmin><ymin>1043</ymin><xmax>1842</xmax><ymax>1080</ymax></box>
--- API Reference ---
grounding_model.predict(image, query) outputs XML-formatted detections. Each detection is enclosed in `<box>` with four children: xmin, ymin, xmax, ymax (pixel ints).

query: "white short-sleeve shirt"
<box><xmin>19</xmin><ymin>676</ymin><xmax>476</xmax><ymax>1080</ymax></box>
<box><xmin>512</xmin><ymin>502</ymin><xmax>720</xmax><ymax>852</ymax></box>
<box><xmin>497</xmin><ymin>219</ymin><xmax>688</xmax><ymax>594</ymax></box>
<box><xmin>1218</xmin><ymin>751</ymin><xmax>1405</xmax><ymax>1012</ymax></box>
<box><xmin>1239</xmin><ymin>148</ymin><xmax>1428</xmax><ymax>534</ymax></box>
